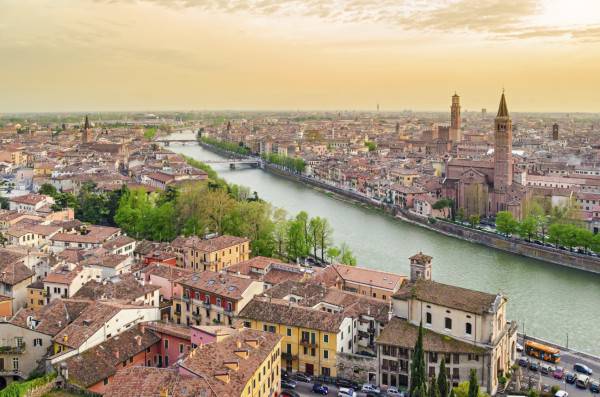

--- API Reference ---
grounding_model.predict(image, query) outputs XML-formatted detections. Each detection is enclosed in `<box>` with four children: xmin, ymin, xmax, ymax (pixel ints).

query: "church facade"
<box><xmin>443</xmin><ymin>93</ymin><xmax>530</xmax><ymax>220</ymax></box>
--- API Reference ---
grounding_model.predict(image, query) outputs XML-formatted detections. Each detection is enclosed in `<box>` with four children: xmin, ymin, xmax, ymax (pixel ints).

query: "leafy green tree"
<box><xmin>518</xmin><ymin>215</ymin><xmax>538</xmax><ymax>241</ymax></box>
<box><xmin>495</xmin><ymin>211</ymin><xmax>518</xmax><ymax>236</ymax></box>
<box><xmin>326</xmin><ymin>246</ymin><xmax>341</xmax><ymax>263</ymax></box>
<box><xmin>38</xmin><ymin>183</ymin><xmax>58</xmax><ymax>197</ymax></box>
<box><xmin>340</xmin><ymin>242</ymin><xmax>357</xmax><ymax>266</ymax></box>
<box><xmin>0</xmin><ymin>196</ymin><xmax>9</xmax><ymax>210</ymax></box>
<box><xmin>410</xmin><ymin>323</ymin><xmax>427</xmax><ymax>397</ymax></box>
<box><xmin>468</xmin><ymin>215</ymin><xmax>480</xmax><ymax>228</ymax></box>
<box><xmin>272</xmin><ymin>208</ymin><xmax>290</xmax><ymax>259</ymax></box>
<box><xmin>438</xmin><ymin>359</ymin><xmax>449</xmax><ymax>397</ymax></box>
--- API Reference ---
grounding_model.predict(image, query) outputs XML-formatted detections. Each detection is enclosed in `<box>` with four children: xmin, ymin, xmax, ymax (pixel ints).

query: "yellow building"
<box><xmin>239</xmin><ymin>296</ymin><xmax>351</xmax><ymax>378</ymax></box>
<box><xmin>171</xmin><ymin>235</ymin><xmax>250</xmax><ymax>272</ymax></box>
<box><xmin>26</xmin><ymin>281</ymin><xmax>45</xmax><ymax>310</ymax></box>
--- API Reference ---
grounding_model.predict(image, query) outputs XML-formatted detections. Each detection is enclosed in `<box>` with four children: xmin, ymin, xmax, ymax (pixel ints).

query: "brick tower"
<box><xmin>493</xmin><ymin>91</ymin><xmax>513</xmax><ymax>192</ymax></box>
<box><xmin>449</xmin><ymin>92</ymin><xmax>461</xmax><ymax>142</ymax></box>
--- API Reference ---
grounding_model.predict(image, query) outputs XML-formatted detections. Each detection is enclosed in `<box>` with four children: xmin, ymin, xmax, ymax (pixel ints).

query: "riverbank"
<box><xmin>196</xmin><ymin>143</ymin><xmax>600</xmax><ymax>274</ymax></box>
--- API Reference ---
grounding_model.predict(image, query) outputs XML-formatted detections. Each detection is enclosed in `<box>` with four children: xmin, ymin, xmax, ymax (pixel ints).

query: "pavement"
<box><xmin>288</xmin><ymin>380</ymin><xmax>380</xmax><ymax>396</ymax></box>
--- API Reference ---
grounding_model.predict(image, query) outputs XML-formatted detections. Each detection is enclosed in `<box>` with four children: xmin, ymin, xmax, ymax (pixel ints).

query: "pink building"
<box><xmin>190</xmin><ymin>325</ymin><xmax>237</xmax><ymax>347</ymax></box>
<box><xmin>142</xmin><ymin>322</ymin><xmax>193</xmax><ymax>368</ymax></box>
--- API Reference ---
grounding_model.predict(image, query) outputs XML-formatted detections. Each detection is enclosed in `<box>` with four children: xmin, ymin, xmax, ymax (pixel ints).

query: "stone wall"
<box><xmin>336</xmin><ymin>352</ymin><xmax>378</xmax><ymax>383</ymax></box>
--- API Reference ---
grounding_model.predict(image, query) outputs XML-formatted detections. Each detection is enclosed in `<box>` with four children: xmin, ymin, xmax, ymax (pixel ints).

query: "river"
<box><xmin>165</xmin><ymin>134</ymin><xmax>600</xmax><ymax>356</ymax></box>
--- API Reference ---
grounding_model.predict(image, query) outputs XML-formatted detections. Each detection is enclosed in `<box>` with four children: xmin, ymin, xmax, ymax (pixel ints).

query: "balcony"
<box><xmin>0</xmin><ymin>369</ymin><xmax>24</xmax><ymax>378</ymax></box>
<box><xmin>300</xmin><ymin>339</ymin><xmax>318</xmax><ymax>348</ymax></box>
<box><xmin>281</xmin><ymin>352</ymin><xmax>298</xmax><ymax>361</ymax></box>
<box><xmin>0</xmin><ymin>342</ymin><xmax>26</xmax><ymax>355</ymax></box>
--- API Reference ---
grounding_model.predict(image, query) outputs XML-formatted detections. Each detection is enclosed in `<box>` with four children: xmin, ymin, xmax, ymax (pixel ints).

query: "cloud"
<box><xmin>90</xmin><ymin>0</ymin><xmax>600</xmax><ymax>43</ymax></box>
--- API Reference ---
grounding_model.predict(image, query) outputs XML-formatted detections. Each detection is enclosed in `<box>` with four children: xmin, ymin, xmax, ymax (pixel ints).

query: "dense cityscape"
<box><xmin>2</xmin><ymin>0</ymin><xmax>600</xmax><ymax>397</ymax></box>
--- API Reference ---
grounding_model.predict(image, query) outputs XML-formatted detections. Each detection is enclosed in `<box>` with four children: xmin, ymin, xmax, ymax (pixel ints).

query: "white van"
<box><xmin>575</xmin><ymin>374</ymin><xmax>590</xmax><ymax>389</ymax></box>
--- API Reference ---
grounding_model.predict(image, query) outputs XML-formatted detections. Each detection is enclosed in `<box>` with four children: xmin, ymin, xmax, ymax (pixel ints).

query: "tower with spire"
<box><xmin>81</xmin><ymin>115</ymin><xmax>92</xmax><ymax>145</ymax></box>
<box><xmin>449</xmin><ymin>92</ymin><xmax>461</xmax><ymax>142</ymax></box>
<box><xmin>493</xmin><ymin>91</ymin><xmax>513</xmax><ymax>195</ymax></box>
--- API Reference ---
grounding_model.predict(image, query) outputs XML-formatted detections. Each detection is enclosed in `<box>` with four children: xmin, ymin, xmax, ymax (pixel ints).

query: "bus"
<box><xmin>524</xmin><ymin>341</ymin><xmax>561</xmax><ymax>363</ymax></box>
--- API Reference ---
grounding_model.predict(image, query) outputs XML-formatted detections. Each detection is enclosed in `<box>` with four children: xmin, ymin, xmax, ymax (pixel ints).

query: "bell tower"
<box><xmin>494</xmin><ymin>91</ymin><xmax>512</xmax><ymax>192</ymax></box>
<box><xmin>409</xmin><ymin>252</ymin><xmax>432</xmax><ymax>282</ymax></box>
<box><xmin>82</xmin><ymin>115</ymin><xmax>91</xmax><ymax>145</ymax></box>
<box><xmin>449</xmin><ymin>92</ymin><xmax>461</xmax><ymax>142</ymax></box>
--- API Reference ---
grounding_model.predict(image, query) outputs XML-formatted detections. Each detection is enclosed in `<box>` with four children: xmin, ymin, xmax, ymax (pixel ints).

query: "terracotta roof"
<box><xmin>376</xmin><ymin>317</ymin><xmax>485</xmax><ymax>354</ymax></box>
<box><xmin>102</xmin><ymin>235</ymin><xmax>135</xmax><ymax>250</ymax></box>
<box><xmin>63</xmin><ymin>327</ymin><xmax>161</xmax><ymax>388</ymax></box>
<box><xmin>330</xmin><ymin>263</ymin><xmax>405</xmax><ymax>291</ymax></box>
<box><xmin>392</xmin><ymin>279</ymin><xmax>501</xmax><ymax>315</ymax></box>
<box><xmin>11</xmin><ymin>299</ymin><xmax>91</xmax><ymax>336</ymax></box>
<box><xmin>178</xmin><ymin>271</ymin><xmax>256</xmax><ymax>300</ymax></box>
<box><xmin>0</xmin><ymin>249</ymin><xmax>34</xmax><ymax>286</ymax></box>
<box><xmin>142</xmin><ymin>263</ymin><xmax>194</xmax><ymax>282</ymax></box>
<box><xmin>103</xmin><ymin>367</ymin><xmax>215</xmax><ymax>397</ymax></box>
<box><xmin>53</xmin><ymin>302</ymin><xmax>123</xmax><ymax>349</ymax></box>
<box><xmin>73</xmin><ymin>273</ymin><xmax>159</xmax><ymax>302</ymax></box>
<box><xmin>179</xmin><ymin>328</ymin><xmax>282</xmax><ymax>397</ymax></box>
<box><xmin>9</xmin><ymin>193</ymin><xmax>49</xmax><ymax>206</ymax></box>
<box><xmin>50</xmin><ymin>225</ymin><xmax>120</xmax><ymax>244</ymax></box>
<box><xmin>239</xmin><ymin>297</ymin><xmax>345</xmax><ymax>333</ymax></box>
<box><xmin>171</xmin><ymin>235</ymin><xmax>249</xmax><ymax>253</ymax></box>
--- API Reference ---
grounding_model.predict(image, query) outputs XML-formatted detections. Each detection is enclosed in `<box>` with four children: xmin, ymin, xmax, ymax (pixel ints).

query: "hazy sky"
<box><xmin>1</xmin><ymin>0</ymin><xmax>600</xmax><ymax>113</ymax></box>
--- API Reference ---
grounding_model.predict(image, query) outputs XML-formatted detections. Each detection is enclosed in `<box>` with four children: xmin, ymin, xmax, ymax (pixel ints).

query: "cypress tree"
<box><xmin>429</xmin><ymin>373</ymin><xmax>440</xmax><ymax>397</ymax></box>
<box><xmin>410</xmin><ymin>322</ymin><xmax>427</xmax><ymax>397</ymax></box>
<box><xmin>438</xmin><ymin>359</ymin><xmax>449</xmax><ymax>397</ymax></box>
<box><xmin>449</xmin><ymin>387</ymin><xmax>456</xmax><ymax>397</ymax></box>
<box><xmin>468</xmin><ymin>369</ymin><xmax>479</xmax><ymax>397</ymax></box>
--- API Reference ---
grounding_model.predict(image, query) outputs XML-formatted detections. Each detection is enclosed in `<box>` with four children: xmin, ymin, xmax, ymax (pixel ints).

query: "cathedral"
<box><xmin>443</xmin><ymin>92</ymin><xmax>530</xmax><ymax>220</ymax></box>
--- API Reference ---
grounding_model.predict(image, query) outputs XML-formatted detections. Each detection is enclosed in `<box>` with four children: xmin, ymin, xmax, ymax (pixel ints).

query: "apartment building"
<box><xmin>171</xmin><ymin>235</ymin><xmax>250</xmax><ymax>271</ymax></box>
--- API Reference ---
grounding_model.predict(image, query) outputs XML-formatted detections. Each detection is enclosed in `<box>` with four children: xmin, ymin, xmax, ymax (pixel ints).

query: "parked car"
<box><xmin>574</xmin><ymin>363</ymin><xmax>593</xmax><ymax>375</ymax></box>
<box><xmin>336</xmin><ymin>378</ymin><xmax>360</xmax><ymax>390</ymax></box>
<box><xmin>386</xmin><ymin>386</ymin><xmax>405</xmax><ymax>396</ymax></box>
<box><xmin>540</xmin><ymin>363</ymin><xmax>554</xmax><ymax>375</ymax></box>
<box><xmin>516</xmin><ymin>342</ymin><xmax>524</xmax><ymax>352</ymax></box>
<box><xmin>518</xmin><ymin>357</ymin><xmax>529</xmax><ymax>367</ymax></box>
<box><xmin>542</xmin><ymin>384</ymin><xmax>552</xmax><ymax>393</ymax></box>
<box><xmin>554</xmin><ymin>390</ymin><xmax>568</xmax><ymax>397</ymax></box>
<box><xmin>293</xmin><ymin>372</ymin><xmax>312</xmax><ymax>383</ymax></box>
<box><xmin>553</xmin><ymin>367</ymin><xmax>565</xmax><ymax>379</ymax></box>
<box><xmin>281</xmin><ymin>391</ymin><xmax>301</xmax><ymax>397</ymax></box>
<box><xmin>314</xmin><ymin>375</ymin><xmax>335</xmax><ymax>385</ymax></box>
<box><xmin>529</xmin><ymin>361</ymin><xmax>539</xmax><ymax>371</ymax></box>
<box><xmin>590</xmin><ymin>380</ymin><xmax>600</xmax><ymax>393</ymax></box>
<box><xmin>312</xmin><ymin>383</ymin><xmax>329</xmax><ymax>395</ymax></box>
<box><xmin>362</xmin><ymin>384</ymin><xmax>381</xmax><ymax>393</ymax></box>
<box><xmin>575</xmin><ymin>374</ymin><xmax>590</xmax><ymax>389</ymax></box>
<box><xmin>338</xmin><ymin>387</ymin><xmax>357</xmax><ymax>397</ymax></box>
<box><xmin>565</xmin><ymin>372</ymin><xmax>577</xmax><ymax>384</ymax></box>
<box><xmin>282</xmin><ymin>379</ymin><xmax>297</xmax><ymax>389</ymax></box>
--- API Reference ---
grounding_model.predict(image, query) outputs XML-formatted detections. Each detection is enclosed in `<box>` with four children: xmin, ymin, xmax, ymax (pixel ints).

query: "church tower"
<box><xmin>493</xmin><ymin>91</ymin><xmax>513</xmax><ymax>192</ymax></box>
<box><xmin>449</xmin><ymin>92</ymin><xmax>461</xmax><ymax>142</ymax></box>
<box><xmin>82</xmin><ymin>115</ymin><xmax>91</xmax><ymax>145</ymax></box>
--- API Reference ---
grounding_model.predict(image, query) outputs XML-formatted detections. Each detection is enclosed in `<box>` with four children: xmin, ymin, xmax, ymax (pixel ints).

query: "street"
<box><xmin>286</xmin><ymin>380</ymin><xmax>374</xmax><ymax>396</ymax></box>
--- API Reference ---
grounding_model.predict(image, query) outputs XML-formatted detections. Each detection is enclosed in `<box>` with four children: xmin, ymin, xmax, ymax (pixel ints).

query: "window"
<box><xmin>103</xmin><ymin>378</ymin><xmax>109</xmax><ymax>385</ymax></box>
<box><xmin>323</xmin><ymin>334</ymin><xmax>329</xmax><ymax>343</ymax></box>
<box><xmin>324</xmin><ymin>350</ymin><xmax>329</xmax><ymax>359</ymax></box>
<box><xmin>453</xmin><ymin>368</ymin><xmax>460</xmax><ymax>379</ymax></box>
<box><xmin>445</xmin><ymin>317</ymin><xmax>452</xmax><ymax>330</ymax></box>
<box><xmin>426</xmin><ymin>312</ymin><xmax>432</xmax><ymax>325</ymax></box>
<box><xmin>33</xmin><ymin>338</ymin><xmax>43</xmax><ymax>347</ymax></box>
<box><xmin>287</xmin><ymin>328</ymin><xmax>292</xmax><ymax>337</ymax></box>
<box><xmin>453</xmin><ymin>354</ymin><xmax>459</xmax><ymax>364</ymax></box>
<box><xmin>164</xmin><ymin>339</ymin><xmax>169</xmax><ymax>349</ymax></box>
<box><xmin>243</xmin><ymin>321</ymin><xmax>251</xmax><ymax>328</ymax></box>
<box><xmin>179</xmin><ymin>344</ymin><xmax>184</xmax><ymax>353</ymax></box>
<box><xmin>465</xmin><ymin>322</ymin><xmax>472</xmax><ymax>335</ymax></box>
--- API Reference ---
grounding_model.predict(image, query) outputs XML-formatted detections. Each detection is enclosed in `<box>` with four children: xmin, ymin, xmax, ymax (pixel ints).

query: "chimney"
<box><xmin>159</xmin><ymin>388</ymin><xmax>169</xmax><ymax>397</ymax></box>
<box><xmin>62</xmin><ymin>334</ymin><xmax>68</xmax><ymax>343</ymax></box>
<box><xmin>236</xmin><ymin>340</ymin><xmax>242</xmax><ymax>349</ymax></box>
<box><xmin>136</xmin><ymin>335</ymin><xmax>142</xmax><ymax>346</ymax></box>
<box><xmin>114</xmin><ymin>350</ymin><xmax>120</xmax><ymax>359</ymax></box>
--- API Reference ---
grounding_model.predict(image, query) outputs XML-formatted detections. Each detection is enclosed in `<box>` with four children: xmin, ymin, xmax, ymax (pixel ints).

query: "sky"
<box><xmin>1</xmin><ymin>0</ymin><xmax>600</xmax><ymax>113</ymax></box>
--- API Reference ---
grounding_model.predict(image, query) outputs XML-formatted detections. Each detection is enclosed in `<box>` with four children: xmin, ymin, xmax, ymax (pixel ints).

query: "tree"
<box><xmin>272</xmin><ymin>208</ymin><xmax>289</xmax><ymax>259</ymax></box>
<box><xmin>410</xmin><ymin>323</ymin><xmax>427</xmax><ymax>397</ymax></box>
<box><xmin>438</xmin><ymin>360</ymin><xmax>449</xmax><ymax>397</ymax></box>
<box><xmin>0</xmin><ymin>196</ymin><xmax>9</xmax><ymax>210</ymax></box>
<box><xmin>38</xmin><ymin>183</ymin><xmax>58</xmax><ymax>197</ymax></box>
<box><xmin>308</xmin><ymin>217</ymin><xmax>324</xmax><ymax>259</ymax></box>
<box><xmin>432</xmin><ymin>199</ymin><xmax>451</xmax><ymax>219</ymax></box>
<box><xmin>326</xmin><ymin>246</ymin><xmax>341</xmax><ymax>263</ymax></box>
<box><xmin>517</xmin><ymin>215</ymin><xmax>538</xmax><ymax>242</ymax></box>
<box><xmin>457</xmin><ymin>208</ymin><xmax>465</xmax><ymax>222</ymax></box>
<box><xmin>495</xmin><ymin>211</ymin><xmax>518</xmax><ymax>236</ymax></box>
<box><xmin>468</xmin><ymin>215</ymin><xmax>480</xmax><ymax>228</ymax></box>
<box><xmin>201</xmin><ymin>188</ymin><xmax>236</xmax><ymax>235</ymax></box>
<box><xmin>339</xmin><ymin>242</ymin><xmax>357</xmax><ymax>266</ymax></box>
<box><xmin>468</xmin><ymin>369</ymin><xmax>479</xmax><ymax>397</ymax></box>
<box><xmin>429</xmin><ymin>373</ymin><xmax>440</xmax><ymax>397</ymax></box>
